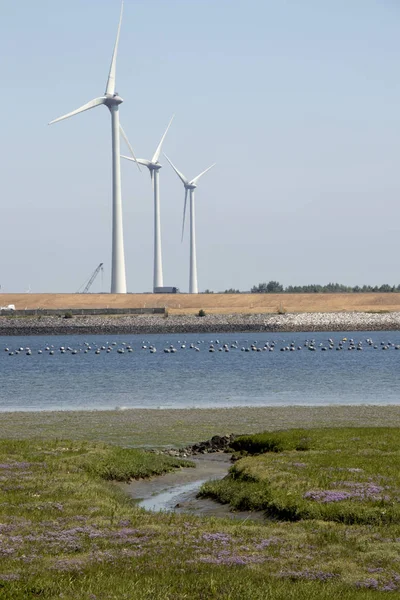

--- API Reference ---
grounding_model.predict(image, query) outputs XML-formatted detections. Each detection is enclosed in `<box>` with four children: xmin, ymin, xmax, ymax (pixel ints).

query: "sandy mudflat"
<box><xmin>0</xmin><ymin>405</ymin><xmax>399</xmax><ymax>448</ymax></box>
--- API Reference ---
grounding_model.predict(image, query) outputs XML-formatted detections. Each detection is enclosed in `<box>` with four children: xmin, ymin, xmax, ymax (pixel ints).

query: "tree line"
<box><xmin>204</xmin><ymin>282</ymin><xmax>400</xmax><ymax>294</ymax></box>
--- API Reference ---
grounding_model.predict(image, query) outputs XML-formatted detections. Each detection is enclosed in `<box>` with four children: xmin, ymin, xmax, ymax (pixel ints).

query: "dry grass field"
<box><xmin>1</xmin><ymin>293</ymin><xmax>400</xmax><ymax>314</ymax></box>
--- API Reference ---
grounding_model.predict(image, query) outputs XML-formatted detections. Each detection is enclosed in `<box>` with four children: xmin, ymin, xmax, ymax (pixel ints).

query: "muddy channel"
<box><xmin>119</xmin><ymin>453</ymin><xmax>264</xmax><ymax>522</ymax></box>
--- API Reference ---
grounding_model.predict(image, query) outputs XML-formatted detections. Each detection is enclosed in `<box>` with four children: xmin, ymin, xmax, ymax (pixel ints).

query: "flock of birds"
<box><xmin>2</xmin><ymin>337</ymin><xmax>400</xmax><ymax>357</ymax></box>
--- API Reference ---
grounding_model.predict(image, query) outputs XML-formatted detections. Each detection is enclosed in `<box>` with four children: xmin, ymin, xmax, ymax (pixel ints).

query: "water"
<box><xmin>0</xmin><ymin>331</ymin><xmax>399</xmax><ymax>412</ymax></box>
<box><xmin>138</xmin><ymin>480</ymin><xmax>209</xmax><ymax>512</ymax></box>
<box><xmin>123</xmin><ymin>454</ymin><xmax>254</xmax><ymax>520</ymax></box>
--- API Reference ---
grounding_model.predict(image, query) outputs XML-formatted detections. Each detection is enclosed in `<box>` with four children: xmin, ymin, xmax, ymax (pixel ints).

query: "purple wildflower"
<box><xmin>304</xmin><ymin>490</ymin><xmax>352</xmax><ymax>503</ymax></box>
<box><xmin>199</xmin><ymin>554</ymin><xmax>266</xmax><ymax>565</ymax></box>
<box><xmin>20</xmin><ymin>554</ymin><xmax>38</xmax><ymax>564</ymax></box>
<box><xmin>0</xmin><ymin>548</ymin><xmax>16</xmax><ymax>557</ymax></box>
<box><xmin>255</xmin><ymin>537</ymin><xmax>281</xmax><ymax>550</ymax></box>
<box><xmin>0</xmin><ymin>574</ymin><xmax>20</xmax><ymax>581</ymax></box>
<box><xmin>52</xmin><ymin>557</ymin><xmax>87</xmax><ymax>572</ymax></box>
<box><xmin>368</xmin><ymin>568</ymin><xmax>384</xmax><ymax>573</ymax></box>
<box><xmin>0</xmin><ymin>462</ymin><xmax>33</xmax><ymax>470</ymax></box>
<box><xmin>356</xmin><ymin>578</ymin><xmax>379</xmax><ymax>590</ymax></box>
<box><xmin>8</xmin><ymin>535</ymin><xmax>23</xmax><ymax>545</ymax></box>
<box><xmin>117</xmin><ymin>520</ymin><xmax>131</xmax><ymax>527</ymax></box>
<box><xmin>281</xmin><ymin>570</ymin><xmax>337</xmax><ymax>582</ymax></box>
<box><xmin>202</xmin><ymin>532</ymin><xmax>232</xmax><ymax>544</ymax></box>
<box><xmin>382</xmin><ymin>582</ymin><xmax>398</xmax><ymax>592</ymax></box>
<box><xmin>304</xmin><ymin>482</ymin><xmax>388</xmax><ymax>503</ymax></box>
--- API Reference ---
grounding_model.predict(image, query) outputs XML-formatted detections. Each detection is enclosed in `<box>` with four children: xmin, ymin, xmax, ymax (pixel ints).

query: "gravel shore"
<box><xmin>1</xmin><ymin>311</ymin><xmax>400</xmax><ymax>336</ymax></box>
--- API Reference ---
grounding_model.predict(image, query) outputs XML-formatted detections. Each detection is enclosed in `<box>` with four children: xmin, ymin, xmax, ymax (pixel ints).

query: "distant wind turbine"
<box><xmin>121</xmin><ymin>117</ymin><xmax>174</xmax><ymax>292</ymax></box>
<box><xmin>164</xmin><ymin>154</ymin><xmax>215</xmax><ymax>294</ymax></box>
<box><xmin>49</xmin><ymin>2</ymin><xmax>127</xmax><ymax>293</ymax></box>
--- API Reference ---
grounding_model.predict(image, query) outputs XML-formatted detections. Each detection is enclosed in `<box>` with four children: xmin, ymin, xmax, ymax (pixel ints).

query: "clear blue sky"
<box><xmin>1</xmin><ymin>0</ymin><xmax>400</xmax><ymax>293</ymax></box>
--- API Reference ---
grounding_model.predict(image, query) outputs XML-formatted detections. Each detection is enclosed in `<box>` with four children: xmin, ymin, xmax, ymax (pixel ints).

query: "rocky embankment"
<box><xmin>0</xmin><ymin>312</ymin><xmax>400</xmax><ymax>336</ymax></box>
<box><xmin>160</xmin><ymin>434</ymin><xmax>237</xmax><ymax>458</ymax></box>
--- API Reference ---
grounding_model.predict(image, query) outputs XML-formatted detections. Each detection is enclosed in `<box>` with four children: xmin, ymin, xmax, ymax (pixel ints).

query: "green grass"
<box><xmin>75</xmin><ymin>444</ymin><xmax>194</xmax><ymax>481</ymax></box>
<box><xmin>1</xmin><ymin>436</ymin><xmax>400</xmax><ymax>597</ymax></box>
<box><xmin>231</xmin><ymin>427</ymin><xmax>400</xmax><ymax>454</ymax></box>
<box><xmin>200</xmin><ymin>428</ymin><xmax>400</xmax><ymax>524</ymax></box>
<box><xmin>1</xmin><ymin>570</ymin><xmax>394</xmax><ymax>600</ymax></box>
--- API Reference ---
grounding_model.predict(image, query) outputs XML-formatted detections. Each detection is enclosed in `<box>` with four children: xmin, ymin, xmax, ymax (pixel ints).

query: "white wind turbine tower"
<box><xmin>49</xmin><ymin>2</ymin><xmax>127</xmax><ymax>293</ymax></box>
<box><xmin>120</xmin><ymin>116</ymin><xmax>174</xmax><ymax>292</ymax></box>
<box><xmin>164</xmin><ymin>155</ymin><xmax>215</xmax><ymax>294</ymax></box>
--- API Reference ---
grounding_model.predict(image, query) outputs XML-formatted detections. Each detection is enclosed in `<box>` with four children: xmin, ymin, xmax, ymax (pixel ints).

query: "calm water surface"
<box><xmin>0</xmin><ymin>331</ymin><xmax>399</xmax><ymax>412</ymax></box>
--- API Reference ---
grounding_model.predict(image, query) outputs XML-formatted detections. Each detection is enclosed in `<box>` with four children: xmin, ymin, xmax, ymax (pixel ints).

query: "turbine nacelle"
<box><xmin>149</xmin><ymin>162</ymin><xmax>162</xmax><ymax>171</ymax></box>
<box><xmin>185</xmin><ymin>182</ymin><xmax>197</xmax><ymax>190</ymax></box>
<box><xmin>120</xmin><ymin>156</ymin><xmax>162</xmax><ymax>170</ymax></box>
<box><xmin>120</xmin><ymin>116</ymin><xmax>174</xmax><ymax>174</ymax></box>
<box><xmin>104</xmin><ymin>93</ymin><xmax>124</xmax><ymax>108</ymax></box>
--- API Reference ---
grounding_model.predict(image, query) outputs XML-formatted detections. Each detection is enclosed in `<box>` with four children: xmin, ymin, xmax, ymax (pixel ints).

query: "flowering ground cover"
<box><xmin>0</xmin><ymin>436</ymin><xmax>400</xmax><ymax>598</ymax></box>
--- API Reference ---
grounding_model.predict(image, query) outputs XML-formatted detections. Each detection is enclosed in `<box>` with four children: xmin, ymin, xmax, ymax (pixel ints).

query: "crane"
<box><xmin>77</xmin><ymin>263</ymin><xmax>104</xmax><ymax>294</ymax></box>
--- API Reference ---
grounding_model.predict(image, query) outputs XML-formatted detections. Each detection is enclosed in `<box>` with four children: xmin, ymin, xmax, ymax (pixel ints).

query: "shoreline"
<box><xmin>1</xmin><ymin>311</ymin><xmax>400</xmax><ymax>336</ymax></box>
<box><xmin>0</xmin><ymin>401</ymin><xmax>399</xmax><ymax>414</ymax></box>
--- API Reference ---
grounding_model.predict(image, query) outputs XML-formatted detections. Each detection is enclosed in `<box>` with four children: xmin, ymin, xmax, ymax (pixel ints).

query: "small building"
<box><xmin>154</xmin><ymin>287</ymin><xmax>179</xmax><ymax>294</ymax></box>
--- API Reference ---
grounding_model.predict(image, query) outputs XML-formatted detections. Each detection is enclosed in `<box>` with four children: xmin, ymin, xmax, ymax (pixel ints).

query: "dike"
<box><xmin>0</xmin><ymin>312</ymin><xmax>400</xmax><ymax>336</ymax></box>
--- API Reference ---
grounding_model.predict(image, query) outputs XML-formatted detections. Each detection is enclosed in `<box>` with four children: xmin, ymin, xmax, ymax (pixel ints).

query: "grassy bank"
<box><xmin>1</xmin><ymin>406</ymin><xmax>400</xmax><ymax>448</ymax></box>
<box><xmin>200</xmin><ymin>427</ymin><xmax>400</xmax><ymax>523</ymax></box>
<box><xmin>1</xmin><ymin>438</ymin><xmax>400</xmax><ymax>598</ymax></box>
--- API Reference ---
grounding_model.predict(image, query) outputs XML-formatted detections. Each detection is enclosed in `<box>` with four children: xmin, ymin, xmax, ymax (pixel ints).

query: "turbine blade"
<box><xmin>49</xmin><ymin>97</ymin><xmax>106</xmax><ymax>125</ymax></box>
<box><xmin>164</xmin><ymin>153</ymin><xmax>189</xmax><ymax>186</ymax></box>
<box><xmin>181</xmin><ymin>188</ymin><xmax>188</xmax><ymax>242</ymax></box>
<box><xmin>136</xmin><ymin>158</ymin><xmax>152</xmax><ymax>167</ymax></box>
<box><xmin>190</xmin><ymin>163</ymin><xmax>216</xmax><ymax>185</ymax></box>
<box><xmin>121</xmin><ymin>156</ymin><xmax>150</xmax><ymax>168</ymax></box>
<box><xmin>119</xmin><ymin>125</ymin><xmax>141</xmax><ymax>171</ymax></box>
<box><xmin>151</xmin><ymin>115</ymin><xmax>174</xmax><ymax>164</ymax></box>
<box><xmin>105</xmin><ymin>1</ymin><xmax>124</xmax><ymax>96</ymax></box>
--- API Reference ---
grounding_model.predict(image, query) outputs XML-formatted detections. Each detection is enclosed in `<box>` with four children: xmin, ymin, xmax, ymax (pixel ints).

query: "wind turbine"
<box><xmin>164</xmin><ymin>154</ymin><xmax>215</xmax><ymax>294</ymax></box>
<box><xmin>49</xmin><ymin>2</ymin><xmax>127</xmax><ymax>294</ymax></box>
<box><xmin>121</xmin><ymin>117</ymin><xmax>174</xmax><ymax>292</ymax></box>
